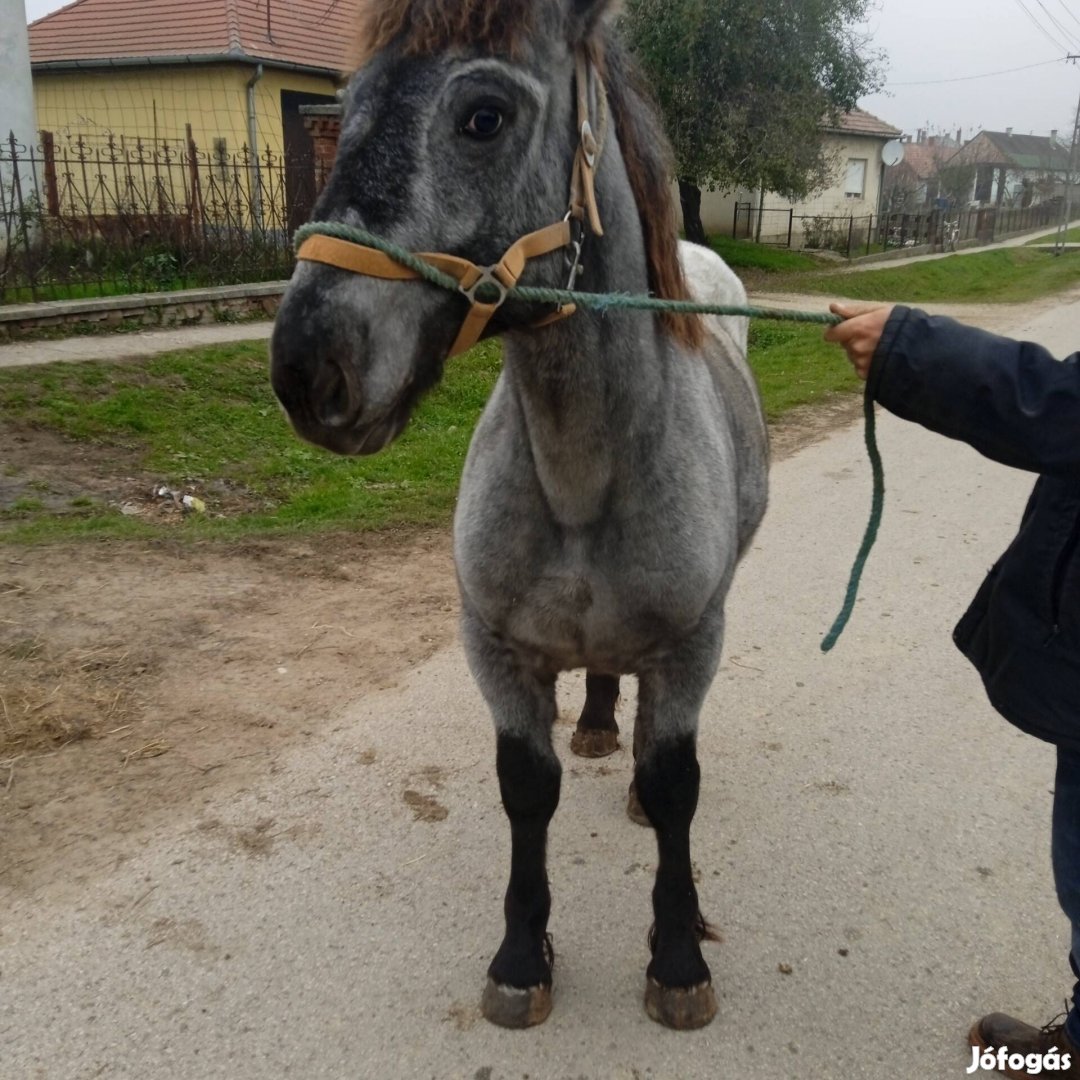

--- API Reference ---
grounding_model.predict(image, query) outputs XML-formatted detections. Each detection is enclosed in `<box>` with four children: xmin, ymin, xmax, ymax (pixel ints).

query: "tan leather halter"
<box><xmin>296</xmin><ymin>53</ymin><xmax>607</xmax><ymax>358</ymax></box>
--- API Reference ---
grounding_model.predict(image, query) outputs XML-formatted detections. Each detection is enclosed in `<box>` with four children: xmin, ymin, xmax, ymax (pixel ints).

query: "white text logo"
<box><xmin>968</xmin><ymin>1045</ymin><xmax>1073</xmax><ymax>1074</ymax></box>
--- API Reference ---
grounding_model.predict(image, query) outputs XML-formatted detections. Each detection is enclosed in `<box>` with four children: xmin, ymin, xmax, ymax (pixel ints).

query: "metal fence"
<box><xmin>732</xmin><ymin>201</ymin><xmax>1064</xmax><ymax>258</ymax></box>
<box><xmin>1</xmin><ymin>129</ymin><xmax>320</xmax><ymax>304</ymax></box>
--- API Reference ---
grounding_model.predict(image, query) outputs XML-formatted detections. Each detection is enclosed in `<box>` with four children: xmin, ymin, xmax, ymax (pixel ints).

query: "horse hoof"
<box><xmin>644</xmin><ymin>977</ymin><xmax>718</xmax><ymax>1030</ymax></box>
<box><xmin>480</xmin><ymin>978</ymin><xmax>553</xmax><ymax>1028</ymax></box>
<box><xmin>570</xmin><ymin>728</ymin><xmax>620</xmax><ymax>758</ymax></box>
<box><xmin>626</xmin><ymin>781</ymin><xmax>651</xmax><ymax>827</ymax></box>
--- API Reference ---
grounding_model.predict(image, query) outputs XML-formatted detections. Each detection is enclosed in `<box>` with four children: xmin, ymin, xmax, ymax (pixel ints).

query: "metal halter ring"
<box><xmin>460</xmin><ymin>268</ymin><xmax>511</xmax><ymax>307</ymax></box>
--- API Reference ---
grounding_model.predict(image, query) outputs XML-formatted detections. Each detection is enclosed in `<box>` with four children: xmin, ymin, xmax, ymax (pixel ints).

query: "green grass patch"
<box><xmin>1024</xmin><ymin>226</ymin><xmax>1080</xmax><ymax>245</ymax></box>
<box><xmin>708</xmin><ymin>234</ymin><xmax>825</xmax><ymax>274</ymax></box>
<box><xmin>760</xmin><ymin>246</ymin><xmax>1080</xmax><ymax>303</ymax></box>
<box><xmin>0</xmin><ymin>340</ymin><xmax>500</xmax><ymax>541</ymax></box>
<box><xmin>0</xmin><ymin>326</ymin><xmax>852</xmax><ymax>542</ymax></box>
<box><xmin>748</xmin><ymin>322</ymin><xmax>855</xmax><ymax>419</ymax></box>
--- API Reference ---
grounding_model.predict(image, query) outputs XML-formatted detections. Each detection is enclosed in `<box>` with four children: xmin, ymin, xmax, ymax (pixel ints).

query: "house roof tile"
<box><xmin>823</xmin><ymin>107</ymin><xmax>902</xmax><ymax>140</ymax></box>
<box><xmin>29</xmin><ymin>0</ymin><xmax>358</xmax><ymax>75</ymax></box>
<box><xmin>896</xmin><ymin>141</ymin><xmax>958</xmax><ymax>179</ymax></box>
<box><xmin>979</xmin><ymin>130</ymin><xmax>1071</xmax><ymax>171</ymax></box>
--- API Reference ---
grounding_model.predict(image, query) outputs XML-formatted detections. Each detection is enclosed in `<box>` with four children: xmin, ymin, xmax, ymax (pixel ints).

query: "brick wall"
<box><xmin>301</xmin><ymin>105</ymin><xmax>343</xmax><ymax>192</ymax></box>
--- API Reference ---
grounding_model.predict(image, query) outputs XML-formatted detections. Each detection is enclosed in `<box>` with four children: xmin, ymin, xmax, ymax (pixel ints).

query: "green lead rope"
<box><xmin>819</xmin><ymin>386</ymin><xmax>885</xmax><ymax>653</ymax></box>
<box><xmin>293</xmin><ymin>221</ymin><xmax>884</xmax><ymax>650</ymax></box>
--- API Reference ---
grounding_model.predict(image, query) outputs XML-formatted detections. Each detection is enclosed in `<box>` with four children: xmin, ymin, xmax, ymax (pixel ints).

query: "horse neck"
<box><xmin>500</xmin><ymin>171</ymin><xmax>672</xmax><ymax>526</ymax></box>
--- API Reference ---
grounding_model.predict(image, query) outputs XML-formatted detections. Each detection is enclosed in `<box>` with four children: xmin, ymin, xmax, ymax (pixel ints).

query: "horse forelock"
<box><xmin>352</xmin><ymin>0</ymin><xmax>629</xmax><ymax>67</ymax></box>
<box><xmin>354</xmin><ymin>0</ymin><xmax>544</xmax><ymax>65</ymax></box>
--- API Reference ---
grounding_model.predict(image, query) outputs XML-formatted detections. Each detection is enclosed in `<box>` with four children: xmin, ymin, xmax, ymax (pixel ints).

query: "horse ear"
<box><xmin>568</xmin><ymin>0</ymin><xmax>619</xmax><ymax>41</ymax></box>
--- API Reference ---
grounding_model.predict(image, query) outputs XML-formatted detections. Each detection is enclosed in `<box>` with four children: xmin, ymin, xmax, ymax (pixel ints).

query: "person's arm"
<box><xmin>826</xmin><ymin>302</ymin><xmax>1080</xmax><ymax>477</ymax></box>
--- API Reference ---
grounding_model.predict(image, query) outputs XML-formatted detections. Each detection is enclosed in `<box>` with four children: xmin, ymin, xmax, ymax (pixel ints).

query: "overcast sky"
<box><xmin>21</xmin><ymin>0</ymin><xmax>1080</xmax><ymax>141</ymax></box>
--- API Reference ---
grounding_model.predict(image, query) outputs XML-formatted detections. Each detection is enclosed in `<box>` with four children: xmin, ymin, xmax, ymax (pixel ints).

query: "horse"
<box><xmin>270</xmin><ymin>0</ymin><xmax>769</xmax><ymax>1032</ymax></box>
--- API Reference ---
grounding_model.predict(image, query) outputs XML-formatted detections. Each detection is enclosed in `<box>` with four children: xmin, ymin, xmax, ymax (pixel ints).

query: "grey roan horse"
<box><xmin>270</xmin><ymin>0</ymin><xmax>768</xmax><ymax>1031</ymax></box>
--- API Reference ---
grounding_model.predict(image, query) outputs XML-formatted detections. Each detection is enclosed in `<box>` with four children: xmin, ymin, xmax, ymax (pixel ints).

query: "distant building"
<box><xmin>882</xmin><ymin>130</ymin><xmax>963</xmax><ymax>211</ymax></box>
<box><xmin>692</xmin><ymin>107</ymin><xmax>903</xmax><ymax>241</ymax></box>
<box><xmin>947</xmin><ymin>129</ymin><xmax>1070</xmax><ymax>207</ymax></box>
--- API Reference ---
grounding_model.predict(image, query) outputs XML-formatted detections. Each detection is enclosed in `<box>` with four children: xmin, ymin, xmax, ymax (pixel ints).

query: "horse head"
<box><xmin>270</xmin><ymin>0</ymin><xmax>628</xmax><ymax>456</ymax></box>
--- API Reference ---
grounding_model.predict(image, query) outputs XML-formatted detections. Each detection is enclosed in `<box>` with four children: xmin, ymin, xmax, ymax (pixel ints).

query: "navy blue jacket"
<box><xmin>870</xmin><ymin>305</ymin><xmax>1080</xmax><ymax>751</ymax></box>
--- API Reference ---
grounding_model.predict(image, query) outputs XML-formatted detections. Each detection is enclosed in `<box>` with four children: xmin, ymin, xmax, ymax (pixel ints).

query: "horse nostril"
<box><xmin>313</xmin><ymin>358</ymin><xmax>363</xmax><ymax>429</ymax></box>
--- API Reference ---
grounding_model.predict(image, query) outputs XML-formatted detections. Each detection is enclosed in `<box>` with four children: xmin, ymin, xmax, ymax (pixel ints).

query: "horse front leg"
<box><xmin>634</xmin><ymin>603</ymin><xmax>725</xmax><ymax>1030</ymax></box>
<box><xmin>462</xmin><ymin>609</ymin><xmax>561</xmax><ymax>1029</ymax></box>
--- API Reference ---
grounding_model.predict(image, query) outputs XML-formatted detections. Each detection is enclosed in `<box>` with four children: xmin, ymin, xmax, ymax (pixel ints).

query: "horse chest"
<box><xmin>459</xmin><ymin>529</ymin><xmax>727</xmax><ymax>671</ymax></box>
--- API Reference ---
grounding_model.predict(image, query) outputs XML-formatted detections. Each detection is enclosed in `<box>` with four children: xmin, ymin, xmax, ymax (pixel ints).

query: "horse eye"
<box><xmin>463</xmin><ymin>107</ymin><xmax>504</xmax><ymax>140</ymax></box>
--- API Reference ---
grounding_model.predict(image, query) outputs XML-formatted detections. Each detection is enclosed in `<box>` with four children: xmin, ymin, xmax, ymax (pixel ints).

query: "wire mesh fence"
<box><xmin>732</xmin><ymin>200</ymin><xmax>1064</xmax><ymax>258</ymax></box>
<box><xmin>1</xmin><ymin>128</ymin><xmax>317</xmax><ymax>304</ymax></box>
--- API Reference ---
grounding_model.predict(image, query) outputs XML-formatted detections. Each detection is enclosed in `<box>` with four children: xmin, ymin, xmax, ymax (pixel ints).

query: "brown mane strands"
<box><xmin>354</xmin><ymin>0</ymin><xmax>537</xmax><ymax>65</ymax></box>
<box><xmin>597</xmin><ymin>39</ymin><xmax>704</xmax><ymax>351</ymax></box>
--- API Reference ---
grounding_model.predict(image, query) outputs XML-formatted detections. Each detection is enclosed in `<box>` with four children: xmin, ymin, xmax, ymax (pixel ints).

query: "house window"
<box><xmin>844</xmin><ymin>158</ymin><xmax>868</xmax><ymax>199</ymax></box>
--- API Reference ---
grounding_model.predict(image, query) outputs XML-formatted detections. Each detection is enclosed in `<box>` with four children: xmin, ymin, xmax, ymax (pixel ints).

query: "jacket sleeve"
<box><xmin>867</xmin><ymin>305</ymin><xmax>1080</xmax><ymax>477</ymax></box>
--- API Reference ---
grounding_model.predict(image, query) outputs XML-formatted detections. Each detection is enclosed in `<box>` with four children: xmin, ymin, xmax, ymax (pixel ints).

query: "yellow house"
<box><xmin>29</xmin><ymin>0</ymin><xmax>358</xmax><ymax>227</ymax></box>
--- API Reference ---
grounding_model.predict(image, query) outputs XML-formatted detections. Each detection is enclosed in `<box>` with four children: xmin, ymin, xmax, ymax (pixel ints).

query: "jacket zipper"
<box><xmin>1047</xmin><ymin>510</ymin><xmax>1080</xmax><ymax>643</ymax></box>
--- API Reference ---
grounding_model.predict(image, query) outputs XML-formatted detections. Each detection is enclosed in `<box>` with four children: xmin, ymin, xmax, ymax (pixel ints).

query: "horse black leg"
<box><xmin>570</xmin><ymin>672</ymin><xmax>620</xmax><ymax>758</ymax></box>
<box><xmin>634</xmin><ymin>600</ymin><xmax>725</xmax><ymax>1029</ymax></box>
<box><xmin>461</xmin><ymin>609</ymin><xmax>561</xmax><ymax>1028</ymax></box>
<box><xmin>481</xmin><ymin>732</ymin><xmax>561</xmax><ymax>1027</ymax></box>
<box><xmin>636</xmin><ymin>735</ymin><xmax>716</xmax><ymax>1028</ymax></box>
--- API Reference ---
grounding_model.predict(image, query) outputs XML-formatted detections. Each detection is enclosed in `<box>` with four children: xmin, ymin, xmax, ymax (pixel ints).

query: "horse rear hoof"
<box><xmin>644</xmin><ymin>977</ymin><xmax>717</xmax><ymax>1029</ymax></box>
<box><xmin>570</xmin><ymin>728</ymin><xmax>619</xmax><ymax>758</ymax></box>
<box><xmin>627</xmin><ymin>781</ymin><xmax>651</xmax><ymax>827</ymax></box>
<box><xmin>481</xmin><ymin>978</ymin><xmax>553</xmax><ymax>1028</ymax></box>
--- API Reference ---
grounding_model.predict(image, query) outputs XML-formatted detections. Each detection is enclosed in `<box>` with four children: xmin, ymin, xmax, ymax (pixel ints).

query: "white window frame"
<box><xmin>844</xmin><ymin>157</ymin><xmax>868</xmax><ymax>199</ymax></box>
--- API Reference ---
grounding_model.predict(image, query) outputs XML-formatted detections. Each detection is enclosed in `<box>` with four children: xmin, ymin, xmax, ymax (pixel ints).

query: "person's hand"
<box><xmin>823</xmin><ymin>302</ymin><xmax>895</xmax><ymax>380</ymax></box>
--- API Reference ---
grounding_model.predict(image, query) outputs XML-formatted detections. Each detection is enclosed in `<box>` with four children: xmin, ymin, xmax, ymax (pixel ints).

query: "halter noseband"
<box><xmin>295</xmin><ymin>52</ymin><xmax>607</xmax><ymax>358</ymax></box>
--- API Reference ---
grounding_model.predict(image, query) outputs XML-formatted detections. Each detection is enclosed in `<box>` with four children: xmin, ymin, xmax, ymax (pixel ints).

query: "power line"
<box><xmin>887</xmin><ymin>58</ymin><xmax>1063</xmax><ymax>86</ymax></box>
<box><xmin>1013</xmin><ymin>0</ymin><xmax>1071</xmax><ymax>51</ymax></box>
<box><xmin>1058</xmin><ymin>0</ymin><xmax>1080</xmax><ymax>32</ymax></box>
<box><xmin>1033</xmin><ymin>0</ymin><xmax>1080</xmax><ymax>49</ymax></box>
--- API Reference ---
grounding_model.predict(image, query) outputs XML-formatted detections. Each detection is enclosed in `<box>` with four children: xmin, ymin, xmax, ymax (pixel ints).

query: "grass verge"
<box><xmin>1024</xmin><ymin>226</ymin><xmax>1080</xmax><ymax>245</ymax></box>
<box><xmin>757</xmin><ymin>246</ymin><xmax>1080</xmax><ymax>303</ymax></box>
<box><xmin>0</xmin><ymin>326</ymin><xmax>852</xmax><ymax>542</ymax></box>
<box><xmin>708</xmin><ymin>234</ymin><xmax>826</xmax><ymax>275</ymax></box>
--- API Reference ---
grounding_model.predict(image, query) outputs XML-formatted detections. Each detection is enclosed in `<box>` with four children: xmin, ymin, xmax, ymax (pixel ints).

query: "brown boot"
<box><xmin>968</xmin><ymin>1012</ymin><xmax>1079</xmax><ymax>1077</ymax></box>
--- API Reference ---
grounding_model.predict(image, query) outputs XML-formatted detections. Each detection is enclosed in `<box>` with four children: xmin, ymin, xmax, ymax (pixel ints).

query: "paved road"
<box><xmin>0</xmin><ymin>320</ymin><xmax>276</xmax><ymax>369</ymax></box>
<box><xmin>3</xmin><ymin>297</ymin><xmax>1080</xmax><ymax>1079</ymax></box>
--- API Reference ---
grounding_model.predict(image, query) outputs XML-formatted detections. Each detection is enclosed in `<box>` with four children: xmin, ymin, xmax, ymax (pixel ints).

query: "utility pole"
<box><xmin>0</xmin><ymin>0</ymin><xmax>37</xmax><ymax>158</ymax></box>
<box><xmin>1054</xmin><ymin>55</ymin><xmax>1080</xmax><ymax>254</ymax></box>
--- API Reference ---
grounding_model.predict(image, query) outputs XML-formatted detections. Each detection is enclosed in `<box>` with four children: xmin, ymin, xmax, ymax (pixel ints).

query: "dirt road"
<box><xmin>2</xmin><ymin>294</ymin><xmax>1079</xmax><ymax>1079</ymax></box>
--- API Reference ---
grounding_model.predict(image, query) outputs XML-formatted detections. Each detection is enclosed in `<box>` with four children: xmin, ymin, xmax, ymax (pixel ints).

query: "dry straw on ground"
<box><xmin>0</xmin><ymin>627</ymin><xmax>143</xmax><ymax>760</ymax></box>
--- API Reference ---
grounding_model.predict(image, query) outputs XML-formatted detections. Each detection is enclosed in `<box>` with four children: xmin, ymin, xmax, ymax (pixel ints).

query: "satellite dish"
<box><xmin>881</xmin><ymin>139</ymin><xmax>905</xmax><ymax>167</ymax></box>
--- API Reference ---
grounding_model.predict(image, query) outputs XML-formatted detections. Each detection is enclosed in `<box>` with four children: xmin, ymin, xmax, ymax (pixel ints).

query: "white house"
<box><xmin>686</xmin><ymin>108</ymin><xmax>902</xmax><ymax>243</ymax></box>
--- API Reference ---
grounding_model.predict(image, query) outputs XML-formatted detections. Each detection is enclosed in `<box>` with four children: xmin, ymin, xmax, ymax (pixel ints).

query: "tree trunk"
<box><xmin>678</xmin><ymin>179</ymin><xmax>708</xmax><ymax>245</ymax></box>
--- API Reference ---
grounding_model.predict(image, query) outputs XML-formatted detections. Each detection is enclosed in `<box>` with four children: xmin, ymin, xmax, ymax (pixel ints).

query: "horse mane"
<box><xmin>595</xmin><ymin>37</ymin><xmax>703</xmax><ymax>350</ymax></box>
<box><xmin>353</xmin><ymin>1</ymin><xmax>704</xmax><ymax>350</ymax></box>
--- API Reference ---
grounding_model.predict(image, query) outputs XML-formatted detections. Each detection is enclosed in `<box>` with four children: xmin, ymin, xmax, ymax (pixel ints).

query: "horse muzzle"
<box><xmin>270</xmin><ymin>308</ymin><xmax>412</xmax><ymax>457</ymax></box>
